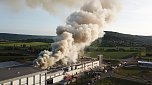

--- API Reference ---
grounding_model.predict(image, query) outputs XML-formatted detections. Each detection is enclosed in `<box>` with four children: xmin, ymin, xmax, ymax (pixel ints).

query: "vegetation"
<box><xmin>95</xmin><ymin>77</ymin><xmax>145</xmax><ymax>85</ymax></box>
<box><xmin>0</xmin><ymin>31</ymin><xmax>152</xmax><ymax>62</ymax></box>
<box><xmin>1</xmin><ymin>31</ymin><xmax>152</xmax><ymax>49</ymax></box>
<box><xmin>85</xmin><ymin>52</ymin><xmax>136</xmax><ymax>59</ymax></box>
<box><xmin>0</xmin><ymin>33</ymin><xmax>53</xmax><ymax>41</ymax></box>
<box><xmin>0</xmin><ymin>41</ymin><xmax>51</xmax><ymax>62</ymax></box>
<box><xmin>92</xmin><ymin>31</ymin><xmax>152</xmax><ymax>48</ymax></box>
<box><xmin>0</xmin><ymin>56</ymin><xmax>36</xmax><ymax>62</ymax></box>
<box><xmin>114</xmin><ymin>66</ymin><xmax>152</xmax><ymax>79</ymax></box>
<box><xmin>0</xmin><ymin>42</ymin><xmax>49</xmax><ymax>47</ymax></box>
<box><xmin>140</xmin><ymin>57</ymin><xmax>152</xmax><ymax>62</ymax></box>
<box><xmin>103</xmin><ymin>59</ymin><xmax>120</xmax><ymax>65</ymax></box>
<box><xmin>86</xmin><ymin>47</ymin><xmax>145</xmax><ymax>52</ymax></box>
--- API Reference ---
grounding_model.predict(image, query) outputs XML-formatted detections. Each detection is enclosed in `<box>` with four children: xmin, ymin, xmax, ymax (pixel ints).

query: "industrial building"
<box><xmin>138</xmin><ymin>61</ymin><xmax>152</xmax><ymax>68</ymax></box>
<box><xmin>0</xmin><ymin>65</ymin><xmax>47</xmax><ymax>85</ymax></box>
<box><xmin>0</xmin><ymin>59</ymin><xmax>101</xmax><ymax>85</ymax></box>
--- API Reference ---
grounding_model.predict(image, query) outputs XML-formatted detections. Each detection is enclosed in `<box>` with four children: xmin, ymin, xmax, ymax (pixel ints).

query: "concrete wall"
<box><xmin>1</xmin><ymin>72</ymin><xmax>47</xmax><ymax>85</ymax></box>
<box><xmin>1</xmin><ymin>60</ymin><xmax>100</xmax><ymax>85</ymax></box>
<box><xmin>85</xmin><ymin>62</ymin><xmax>93</xmax><ymax>70</ymax></box>
<box><xmin>3</xmin><ymin>82</ymin><xmax>11</xmax><ymax>85</ymax></box>
<box><xmin>12</xmin><ymin>80</ymin><xmax>19</xmax><ymax>85</ymax></box>
<box><xmin>93</xmin><ymin>61</ymin><xmax>99</xmax><ymax>68</ymax></box>
<box><xmin>28</xmin><ymin>77</ymin><xmax>34</xmax><ymax>85</ymax></box>
<box><xmin>52</xmin><ymin>75</ymin><xmax>64</xmax><ymax>84</ymax></box>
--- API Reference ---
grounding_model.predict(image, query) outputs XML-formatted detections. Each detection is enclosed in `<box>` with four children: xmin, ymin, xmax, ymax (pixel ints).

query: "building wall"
<box><xmin>93</xmin><ymin>61</ymin><xmax>99</xmax><ymax>68</ymax></box>
<box><xmin>12</xmin><ymin>80</ymin><xmax>19</xmax><ymax>85</ymax></box>
<box><xmin>3</xmin><ymin>82</ymin><xmax>11</xmax><ymax>85</ymax></box>
<box><xmin>52</xmin><ymin>75</ymin><xmax>64</xmax><ymax>84</ymax></box>
<box><xmin>1</xmin><ymin>60</ymin><xmax>100</xmax><ymax>85</ymax></box>
<box><xmin>27</xmin><ymin>77</ymin><xmax>33</xmax><ymax>85</ymax></box>
<box><xmin>41</xmin><ymin>73</ymin><xmax>46</xmax><ymax>85</ymax></box>
<box><xmin>84</xmin><ymin>62</ymin><xmax>93</xmax><ymax>70</ymax></box>
<box><xmin>47</xmin><ymin>70</ymin><xmax>64</xmax><ymax>79</ymax></box>
<box><xmin>0</xmin><ymin>72</ymin><xmax>47</xmax><ymax>85</ymax></box>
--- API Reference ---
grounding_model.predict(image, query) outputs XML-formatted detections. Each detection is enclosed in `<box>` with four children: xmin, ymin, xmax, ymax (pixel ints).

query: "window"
<box><xmin>21</xmin><ymin>78</ymin><xmax>27</xmax><ymax>85</ymax></box>
<box><xmin>3</xmin><ymin>82</ymin><xmax>11</xmax><ymax>85</ymax></box>
<box><xmin>13</xmin><ymin>80</ymin><xmax>19</xmax><ymax>85</ymax></box>
<box><xmin>41</xmin><ymin>74</ymin><xmax>46</xmax><ymax>85</ymax></box>
<box><xmin>35</xmin><ymin>75</ymin><xmax>40</xmax><ymax>84</ymax></box>
<box><xmin>47</xmin><ymin>76</ymin><xmax>50</xmax><ymax>79</ymax></box>
<box><xmin>28</xmin><ymin>77</ymin><xmax>34</xmax><ymax>85</ymax></box>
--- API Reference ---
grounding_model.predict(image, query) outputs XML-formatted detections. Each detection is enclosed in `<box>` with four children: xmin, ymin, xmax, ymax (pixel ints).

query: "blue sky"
<box><xmin>0</xmin><ymin>0</ymin><xmax>152</xmax><ymax>36</ymax></box>
<box><xmin>106</xmin><ymin>0</ymin><xmax>152</xmax><ymax>36</ymax></box>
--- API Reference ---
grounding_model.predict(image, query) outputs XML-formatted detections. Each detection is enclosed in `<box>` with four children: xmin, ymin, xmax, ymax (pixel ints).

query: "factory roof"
<box><xmin>138</xmin><ymin>61</ymin><xmax>152</xmax><ymax>64</ymax></box>
<box><xmin>0</xmin><ymin>65</ymin><xmax>46</xmax><ymax>82</ymax></box>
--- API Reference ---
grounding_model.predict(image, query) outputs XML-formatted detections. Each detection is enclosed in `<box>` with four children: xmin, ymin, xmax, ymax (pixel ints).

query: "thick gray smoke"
<box><xmin>33</xmin><ymin>0</ymin><xmax>121</xmax><ymax>69</ymax></box>
<box><xmin>0</xmin><ymin>0</ymin><xmax>85</xmax><ymax>13</ymax></box>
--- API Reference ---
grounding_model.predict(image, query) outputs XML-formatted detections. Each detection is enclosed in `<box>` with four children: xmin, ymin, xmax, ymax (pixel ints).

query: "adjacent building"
<box><xmin>0</xmin><ymin>65</ymin><xmax>47</xmax><ymax>85</ymax></box>
<box><xmin>138</xmin><ymin>61</ymin><xmax>152</xmax><ymax>68</ymax></box>
<box><xmin>0</xmin><ymin>59</ymin><xmax>101</xmax><ymax>85</ymax></box>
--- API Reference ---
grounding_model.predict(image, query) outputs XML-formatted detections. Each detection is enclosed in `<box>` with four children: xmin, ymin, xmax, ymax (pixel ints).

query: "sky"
<box><xmin>0</xmin><ymin>0</ymin><xmax>152</xmax><ymax>36</ymax></box>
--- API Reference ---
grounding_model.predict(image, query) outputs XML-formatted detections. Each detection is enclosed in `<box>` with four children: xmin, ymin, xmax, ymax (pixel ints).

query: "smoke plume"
<box><xmin>0</xmin><ymin>0</ymin><xmax>85</xmax><ymax>13</ymax></box>
<box><xmin>33</xmin><ymin>0</ymin><xmax>121</xmax><ymax>69</ymax></box>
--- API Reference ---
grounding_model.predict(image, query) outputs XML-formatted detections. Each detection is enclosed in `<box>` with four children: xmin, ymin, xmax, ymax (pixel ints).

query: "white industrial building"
<box><xmin>0</xmin><ymin>59</ymin><xmax>101</xmax><ymax>85</ymax></box>
<box><xmin>138</xmin><ymin>61</ymin><xmax>152</xmax><ymax>68</ymax></box>
<box><xmin>0</xmin><ymin>65</ymin><xmax>47</xmax><ymax>85</ymax></box>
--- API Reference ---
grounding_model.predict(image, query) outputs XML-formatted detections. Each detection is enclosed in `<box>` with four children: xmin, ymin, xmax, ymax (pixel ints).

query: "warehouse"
<box><xmin>0</xmin><ymin>65</ymin><xmax>47</xmax><ymax>85</ymax></box>
<box><xmin>0</xmin><ymin>59</ymin><xmax>101</xmax><ymax>85</ymax></box>
<box><xmin>138</xmin><ymin>61</ymin><xmax>152</xmax><ymax>68</ymax></box>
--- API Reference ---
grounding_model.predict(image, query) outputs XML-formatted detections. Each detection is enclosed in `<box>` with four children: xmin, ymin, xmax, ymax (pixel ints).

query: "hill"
<box><xmin>0</xmin><ymin>33</ymin><xmax>54</xmax><ymax>42</ymax></box>
<box><xmin>0</xmin><ymin>33</ymin><xmax>53</xmax><ymax>40</ymax></box>
<box><xmin>0</xmin><ymin>32</ymin><xmax>152</xmax><ymax>47</ymax></box>
<box><xmin>92</xmin><ymin>31</ymin><xmax>152</xmax><ymax>47</ymax></box>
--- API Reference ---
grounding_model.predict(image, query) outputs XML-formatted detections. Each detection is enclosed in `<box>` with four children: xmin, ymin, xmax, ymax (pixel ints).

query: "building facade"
<box><xmin>0</xmin><ymin>60</ymin><xmax>100</xmax><ymax>85</ymax></box>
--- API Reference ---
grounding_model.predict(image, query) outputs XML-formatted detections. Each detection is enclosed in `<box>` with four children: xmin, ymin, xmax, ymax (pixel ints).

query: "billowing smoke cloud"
<box><xmin>26</xmin><ymin>0</ymin><xmax>86</xmax><ymax>14</ymax></box>
<box><xmin>33</xmin><ymin>0</ymin><xmax>121</xmax><ymax>69</ymax></box>
<box><xmin>0</xmin><ymin>0</ymin><xmax>85</xmax><ymax>13</ymax></box>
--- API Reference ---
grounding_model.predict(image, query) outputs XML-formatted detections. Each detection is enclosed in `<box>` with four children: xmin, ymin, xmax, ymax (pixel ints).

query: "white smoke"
<box><xmin>0</xmin><ymin>0</ymin><xmax>85</xmax><ymax>13</ymax></box>
<box><xmin>33</xmin><ymin>0</ymin><xmax>121</xmax><ymax>69</ymax></box>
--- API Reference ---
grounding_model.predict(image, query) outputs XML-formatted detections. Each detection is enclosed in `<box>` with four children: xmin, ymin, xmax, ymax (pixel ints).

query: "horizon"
<box><xmin>0</xmin><ymin>0</ymin><xmax>152</xmax><ymax>36</ymax></box>
<box><xmin>0</xmin><ymin>30</ymin><xmax>151</xmax><ymax>37</ymax></box>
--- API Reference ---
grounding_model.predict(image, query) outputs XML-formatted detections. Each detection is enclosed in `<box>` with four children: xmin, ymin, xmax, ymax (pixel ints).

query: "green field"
<box><xmin>114</xmin><ymin>67</ymin><xmax>141</xmax><ymax>77</ymax></box>
<box><xmin>0</xmin><ymin>56</ymin><xmax>36</xmax><ymax>62</ymax></box>
<box><xmin>141</xmin><ymin>57</ymin><xmax>152</xmax><ymax>62</ymax></box>
<box><xmin>70</xmin><ymin>75</ymin><xmax>145</xmax><ymax>85</ymax></box>
<box><xmin>95</xmin><ymin>77</ymin><xmax>145</xmax><ymax>85</ymax></box>
<box><xmin>0</xmin><ymin>42</ymin><xmax>49</xmax><ymax>47</ymax></box>
<box><xmin>0</xmin><ymin>42</ymin><xmax>51</xmax><ymax>62</ymax></box>
<box><xmin>85</xmin><ymin>52</ymin><xmax>136</xmax><ymax>59</ymax></box>
<box><xmin>87</xmin><ymin>46</ymin><xmax>145</xmax><ymax>51</ymax></box>
<box><xmin>114</xmin><ymin>66</ymin><xmax>152</xmax><ymax>79</ymax></box>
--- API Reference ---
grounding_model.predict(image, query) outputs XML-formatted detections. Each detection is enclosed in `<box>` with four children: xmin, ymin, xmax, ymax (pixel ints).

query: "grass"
<box><xmin>85</xmin><ymin>52</ymin><xmax>136</xmax><ymax>59</ymax></box>
<box><xmin>70</xmin><ymin>76</ymin><xmax>145</xmax><ymax>85</ymax></box>
<box><xmin>69</xmin><ymin>75</ymin><xmax>93</xmax><ymax>85</ymax></box>
<box><xmin>88</xmin><ymin>46</ymin><xmax>145</xmax><ymax>51</ymax></box>
<box><xmin>103</xmin><ymin>59</ymin><xmax>120</xmax><ymax>65</ymax></box>
<box><xmin>95</xmin><ymin>77</ymin><xmax>145</xmax><ymax>85</ymax></box>
<box><xmin>0</xmin><ymin>42</ymin><xmax>49</xmax><ymax>47</ymax></box>
<box><xmin>114</xmin><ymin>66</ymin><xmax>152</xmax><ymax>79</ymax></box>
<box><xmin>0</xmin><ymin>42</ymin><xmax>51</xmax><ymax>62</ymax></box>
<box><xmin>141</xmin><ymin>57</ymin><xmax>152</xmax><ymax>62</ymax></box>
<box><xmin>0</xmin><ymin>56</ymin><xmax>36</xmax><ymax>62</ymax></box>
<box><xmin>114</xmin><ymin>67</ymin><xmax>141</xmax><ymax>77</ymax></box>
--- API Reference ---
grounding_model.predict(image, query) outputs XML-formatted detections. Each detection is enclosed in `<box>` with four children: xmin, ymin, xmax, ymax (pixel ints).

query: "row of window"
<box><xmin>47</xmin><ymin>71</ymin><xmax>63</xmax><ymax>79</ymax></box>
<box><xmin>139</xmin><ymin>63</ymin><xmax>152</xmax><ymax>67</ymax></box>
<box><xmin>74</xmin><ymin>61</ymin><xmax>99</xmax><ymax>70</ymax></box>
<box><xmin>1</xmin><ymin>73</ymin><xmax>46</xmax><ymax>85</ymax></box>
